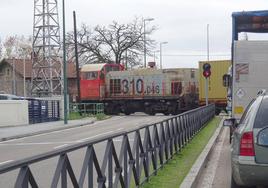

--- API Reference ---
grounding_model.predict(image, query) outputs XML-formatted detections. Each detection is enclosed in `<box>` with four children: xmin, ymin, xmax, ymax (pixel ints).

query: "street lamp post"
<box><xmin>153</xmin><ymin>50</ymin><xmax>160</xmax><ymax>62</ymax></box>
<box><xmin>23</xmin><ymin>56</ymin><xmax>26</xmax><ymax>97</ymax></box>
<box><xmin>143</xmin><ymin>18</ymin><xmax>154</xmax><ymax>68</ymax></box>
<box><xmin>160</xmin><ymin>42</ymin><xmax>168</xmax><ymax>69</ymax></box>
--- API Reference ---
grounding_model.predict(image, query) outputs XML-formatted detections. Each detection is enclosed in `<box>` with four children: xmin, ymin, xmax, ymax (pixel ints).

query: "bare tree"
<box><xmin>67</xmin><ymin>24</ymin><xmax>111</xmax><ymax>65</ymax></box>
<box><xmin>67</xmin><ymin>17</ymin><xmax>156</xmax><ymax>66</ymax></box>
<box><xmin>2</xmin><ymin>35</ymin><xmax>32</xmax><ymax>59</ymax></box>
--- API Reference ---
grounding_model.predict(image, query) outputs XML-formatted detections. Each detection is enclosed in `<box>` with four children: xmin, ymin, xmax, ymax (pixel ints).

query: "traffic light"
<box><xmin>203</xmin><ymin>63</ymin><xmax>211</xmax><ymax>78</ymax></box>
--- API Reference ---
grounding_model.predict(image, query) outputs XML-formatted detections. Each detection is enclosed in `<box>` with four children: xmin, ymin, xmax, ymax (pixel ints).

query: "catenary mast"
<box><xmin>31</xmin><ymin>0</ymin><xmax>62</xmax><ymax>97</ymax></box>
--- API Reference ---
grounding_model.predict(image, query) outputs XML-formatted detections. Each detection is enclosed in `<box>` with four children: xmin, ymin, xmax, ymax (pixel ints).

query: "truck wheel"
<box><xmin>124</xmin><ymin>111</ymin><xmax>131</xmax><ymax>115</ymax></box>
<box><xmin>146</xmin><ymin>106</ymin><xmax>155</xmax><ymax>116</ymax></box>
<box><xmin>215</xmin><ymin>108</ymin><xmax>221</xmax><ymax>115</ymax></box>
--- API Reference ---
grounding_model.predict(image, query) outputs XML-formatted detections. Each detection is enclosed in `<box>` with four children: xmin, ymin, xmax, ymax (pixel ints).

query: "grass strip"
<box><xmin>141</xmin><ymin>116</ymin><xmax>221</xmax><ymax>188</ymax></box>
<box><xmin>68</xmin><ymin>112</ymin><xmax>109</xmax><ymax>120</ymax></box>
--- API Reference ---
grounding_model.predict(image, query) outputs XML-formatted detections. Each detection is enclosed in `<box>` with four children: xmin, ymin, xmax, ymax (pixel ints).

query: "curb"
<box><xmin>0</xmin><ymin>120</ymin><xmax>96</xmax><ymax>142</ymax></box>
<box><xmin>180</xmin><ymin>117</ymin><xmax>225</xmax><ymax>188</ymax></box>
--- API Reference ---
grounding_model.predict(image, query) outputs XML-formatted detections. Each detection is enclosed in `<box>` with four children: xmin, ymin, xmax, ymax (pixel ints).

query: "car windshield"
<box><xmin>254</xmin><ymin>97</ymin><xmax>268</xmax><ymax>128</ymax></box>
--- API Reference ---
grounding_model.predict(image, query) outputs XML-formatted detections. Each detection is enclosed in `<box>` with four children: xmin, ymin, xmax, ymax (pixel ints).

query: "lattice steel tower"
<box><xmin>31</xmin><ymin>0</ymin><xmax>62</xmax><ymax>96</ymax></box>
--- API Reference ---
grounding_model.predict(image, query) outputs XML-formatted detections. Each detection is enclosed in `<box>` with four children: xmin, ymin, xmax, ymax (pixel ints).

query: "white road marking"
<box><xmin>0</xmin><ymin>160</ymin><xmax>14</xmax><ymax>165</ymax></box>
<box><xmin>0</xmin><ymin>122</ymin><xmax>96</xmax><ymax>144</ymax></box>
<box><xmin>117</xmin><ymin>128</ymin><xmax>124</xmax><ymax>131</ymax></box>
<box><xmin>0</xmin><ymin>141</ymin><xmax>76</xmax><ymax>146</ymax></box>
<box><xmin>54</xmin><ymin>144</ymin><xmax>69</xmax><ymax>149</ymax></box>
<box><xmin>77</xmin><ymin>131</ymin><xmax>114</xmax><ymax>142</ymax></box>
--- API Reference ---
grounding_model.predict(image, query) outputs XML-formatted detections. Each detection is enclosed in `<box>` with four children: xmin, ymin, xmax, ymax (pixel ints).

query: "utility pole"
<box><xmin>73</xmin><ymin>11</ymin><xmax>81</xmax><ymax>103</ymax></box>
<box><xmin>12</xmin><ymin>58</ymin><xmax>16</xmax><ymax>95</ymax></box>
<box><xmin>23</xmin><ymin>56</ymin><xmax>26</xmax><ymax>97</ymax></box>
<box><xmin>125</xmin><ymin>50</ymin><xmax>128</xmax><ymax>70</ymax></box>
<box><xmin>63</xmin><ymin>0</ymin><xmax>68</xmax><ymax>124</ymax></box>
<box><xmin>143</xmin><ymin>18</ymin><xmax>154</xmax><ymax>68</ymax></box>
<box><xmin>160</xmin><ymin>42</ymin><xmax>168</xmax><ymax>69</ymax></box>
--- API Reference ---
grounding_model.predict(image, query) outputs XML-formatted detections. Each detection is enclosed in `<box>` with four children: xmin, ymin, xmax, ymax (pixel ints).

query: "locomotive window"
<box><xmin>171</xmin><ymin>82</ymin><xmax>182</xmax><ymax>95</ymax></box>
<box><xmin>105</xmin><ymin>65</ymin><xmax>119</xmax><ymax>73</ymax></box>
<box><xmin>110</xmin><ymin>79</ymin><xmax>121</xmax><ymax>94</ymax></box>
<box><xmin>82</xmin><ymin>71</ymin><xmax>98</xmax><ymax>80</ymax></box>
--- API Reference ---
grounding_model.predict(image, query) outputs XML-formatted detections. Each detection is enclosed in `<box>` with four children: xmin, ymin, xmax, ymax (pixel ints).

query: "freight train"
<box><xmin>80</xmin><ymin>63</ymin><xmax>199</xmax><ymax>115</ymax></box>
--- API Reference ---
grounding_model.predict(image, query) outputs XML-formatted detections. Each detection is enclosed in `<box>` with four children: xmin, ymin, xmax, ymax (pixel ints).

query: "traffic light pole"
<box><xmin>205</xmin><ymin>77</ymin><xmax>208</xmax><ymax>106</ymax></box>
<box><xmin>203</xmin><ymin>63</ymin><xmax>211</xmax><ymax>106</ymax></box>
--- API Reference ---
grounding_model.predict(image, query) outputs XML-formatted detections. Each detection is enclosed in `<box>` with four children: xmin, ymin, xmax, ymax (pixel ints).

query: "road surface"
<box><xmin>0</xmin><ymin>114</ymin><xmax>169</xmax><ymax>187</ymax></box>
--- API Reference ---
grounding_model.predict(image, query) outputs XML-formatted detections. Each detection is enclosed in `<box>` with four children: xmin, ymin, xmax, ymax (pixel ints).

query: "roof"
<box><xmin>1</xmin><ymin>59</ymin><xmax>77</xmax><ymax>78</ymax></box>
<box><xmin>81</xmin><ymin>63</ymin><xmax>106</xmax><ymax>72</ymax></box>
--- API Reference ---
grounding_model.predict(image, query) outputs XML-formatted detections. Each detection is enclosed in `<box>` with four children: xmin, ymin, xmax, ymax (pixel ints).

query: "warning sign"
<box><xmin>236</xmin><ymin>63</ymin><xmax>249</xmax><ymax>82</ymax></box>
<box><xmin>236</xmin><ymin>88</ymin><xmax>245</xmax><ymax>98</ymax></box>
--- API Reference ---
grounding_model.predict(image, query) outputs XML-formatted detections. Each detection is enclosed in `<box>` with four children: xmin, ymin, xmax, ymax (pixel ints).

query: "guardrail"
<box><xmin>28</xmin><ymin>99</ymin><xmax>60</xmax><ymax>124</ymax></box>
<box><xmin>70</xmin><ymin>103</ymin><xmax>104</xmax><ymax>115</ymax></box>
<box><xmin>0</xmin><ymin>104</ymin><xmax>215</xmax><ymax>188</ymax></box>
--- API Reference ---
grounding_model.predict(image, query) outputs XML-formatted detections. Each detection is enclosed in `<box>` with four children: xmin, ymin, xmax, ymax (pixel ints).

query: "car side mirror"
<box><xmin>257</xmin><ymin>127</ymin><xmax>268</xmax><ymax>147</ymax></box>
<box><xmin>223</xmin><ymin>118</ymin><xmax>236</xmax><ymax>127</ymax></box>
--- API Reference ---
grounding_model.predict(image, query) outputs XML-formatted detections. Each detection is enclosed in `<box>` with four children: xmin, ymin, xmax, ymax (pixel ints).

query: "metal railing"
<box><xmin>28</xmin><ymin>98</ymin><xmax>60</xmax><ymax>124</ymax></box>
<box><xmin>0</xmin><ymin>104</ymin><xmax>215</xmax><ymax>188</ymax></box>
<box><xmin>70</xmin><ymin>103</ymin><xmax>104</xmax><ymax>115</ymax></box>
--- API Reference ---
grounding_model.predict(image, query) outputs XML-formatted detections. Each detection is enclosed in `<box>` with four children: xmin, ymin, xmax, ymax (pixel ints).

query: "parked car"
<box><xmin>224</xmin><ymin>90</ymin><xmax>268</xmax><ymax>187</ymax></box>
<box><xmin>0</xmin><ymin>94</ymin><xmax>22</xmax><ymax>100</ymax></box>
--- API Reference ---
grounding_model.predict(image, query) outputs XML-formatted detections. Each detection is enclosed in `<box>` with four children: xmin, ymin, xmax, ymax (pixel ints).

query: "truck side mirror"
<box><xmin>223</xmin><ymin>74</ymin><xmax>231</xmax><ymax>87</ymax></box>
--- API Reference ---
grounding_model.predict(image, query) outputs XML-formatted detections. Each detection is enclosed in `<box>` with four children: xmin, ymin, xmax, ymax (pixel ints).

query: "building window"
<box><xmin>191</xmin><ymin>70</ymin><xmax>195</xmax><ymax>79</ymax></box>
<box><xmin>6</xmin><ymin>68</ymin><xmax>10</xmax><ymax>76</ymax></box>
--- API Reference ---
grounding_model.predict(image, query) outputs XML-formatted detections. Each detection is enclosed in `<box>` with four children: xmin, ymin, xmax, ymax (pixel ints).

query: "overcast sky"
<box><xmin>1</xmin><ymin>0</ymin><xmax>268</xmax><ymax>68</ymax></box>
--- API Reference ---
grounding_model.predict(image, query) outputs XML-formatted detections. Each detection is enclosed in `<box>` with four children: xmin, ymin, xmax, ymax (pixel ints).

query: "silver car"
<box><xmin>225</xmin><ymin>92</ymin><xmax>268</xmax><ymax>187</ymax></box>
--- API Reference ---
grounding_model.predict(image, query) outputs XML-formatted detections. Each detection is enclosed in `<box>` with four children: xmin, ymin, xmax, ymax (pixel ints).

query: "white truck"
<box><xmin>226</xmin><ymin>40</ymin><xmax>268</xmax><ymax>119</ymax></box>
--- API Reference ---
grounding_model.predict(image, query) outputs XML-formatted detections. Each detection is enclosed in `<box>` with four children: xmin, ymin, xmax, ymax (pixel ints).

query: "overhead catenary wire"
<box><xmin>135</xmin><ymin>53</ymin><xmax>231</xmax><ymax>57</ymax></box>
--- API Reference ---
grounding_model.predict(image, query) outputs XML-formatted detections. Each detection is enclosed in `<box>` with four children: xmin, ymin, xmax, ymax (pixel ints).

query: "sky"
<box><xmin>1</xmin><ymin>0</ymin><xmax>268</xmax><ymax>68</ymax></box>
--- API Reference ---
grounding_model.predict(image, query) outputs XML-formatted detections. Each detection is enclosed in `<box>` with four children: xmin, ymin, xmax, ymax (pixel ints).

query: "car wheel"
<box><xmin>231</xmin><ymin>175</ymin><xmax>239</xmax><ymax>188</ymax></box>
<box><xmin>231</xmin><ymin>175</ymin><xmax>248</xmax><ymax>188</ymax></box>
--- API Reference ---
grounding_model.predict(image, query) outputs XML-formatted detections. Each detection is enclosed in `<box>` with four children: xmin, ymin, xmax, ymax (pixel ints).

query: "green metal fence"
<box><xmin>70</xmin><ymin>103</ymin><xmax>104</xmax><ymax>115</ymax></box>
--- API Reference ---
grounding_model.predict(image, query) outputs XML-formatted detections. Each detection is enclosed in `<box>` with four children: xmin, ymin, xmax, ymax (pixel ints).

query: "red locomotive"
<box><xmin>80</xmin><ymin>63</ymin><xmax>198</xmax><ymax>115</ymax></box>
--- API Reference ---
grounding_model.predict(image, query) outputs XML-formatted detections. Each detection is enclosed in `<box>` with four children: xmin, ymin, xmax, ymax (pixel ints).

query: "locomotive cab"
<box><xmin>80</xmin><ymin>63</ymin><xmax>124</xmax><ymax>101</ymax></box>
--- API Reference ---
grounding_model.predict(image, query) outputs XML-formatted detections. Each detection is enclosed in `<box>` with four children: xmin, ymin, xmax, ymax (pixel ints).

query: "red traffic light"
<box><xmin>202</xmin><ymin>63</ymin><xmax>211</xmax><ymax>78</ymax></box>
<box><xmin>203</xmin><ymin>70</ymin><xmax>211</xmax><ymax>78</ymax></box>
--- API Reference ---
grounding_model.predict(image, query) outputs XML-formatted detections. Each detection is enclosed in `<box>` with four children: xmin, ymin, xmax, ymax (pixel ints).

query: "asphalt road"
<box><xmin>0</xmin><ymin>113</ymin><xmax>169</xmax><ymax>187</ymax></box>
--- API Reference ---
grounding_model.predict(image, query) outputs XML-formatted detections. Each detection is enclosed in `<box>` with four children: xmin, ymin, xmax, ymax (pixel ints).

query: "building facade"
<box><xmin>0</xmin><ymin>59</ymin><xmax>79</xmax><ymax>102</ymax></box>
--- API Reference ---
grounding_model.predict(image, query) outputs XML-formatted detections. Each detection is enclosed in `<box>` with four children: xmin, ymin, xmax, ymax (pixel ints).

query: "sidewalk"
<box><xmin>0</xmin><ymin>117</ymin><xmax>96</xmax><ymax>141</ymax></box>
<box><xmin>180</xmin><ymin>117</ymin><xmax>225</xmax><ymax>188</ymax></box>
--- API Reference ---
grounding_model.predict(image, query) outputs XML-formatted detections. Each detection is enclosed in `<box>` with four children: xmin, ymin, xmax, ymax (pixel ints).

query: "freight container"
<box><xmin>230</xmin><ymin>41</ymin><xmax>268</xmax><ymax>119</ymax></box>
<box><xmin>199</xmin><ymin>60</ymin><xmax>231</xmax><ymax>114</ymax></box>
